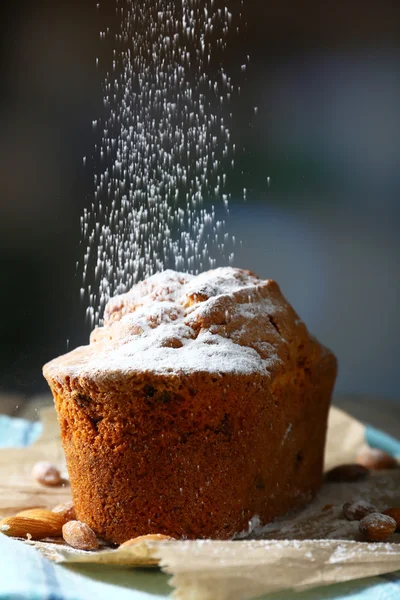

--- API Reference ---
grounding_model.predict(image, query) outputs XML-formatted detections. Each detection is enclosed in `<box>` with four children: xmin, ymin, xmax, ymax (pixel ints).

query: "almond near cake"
<box><xmin>43</xmin><ymin>267</ymin><xmax>337</xmax><ymax>544</ymax></box>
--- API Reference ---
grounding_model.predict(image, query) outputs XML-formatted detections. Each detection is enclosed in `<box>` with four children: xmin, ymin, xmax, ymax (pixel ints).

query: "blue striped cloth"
<box><xmin>1</xmin><ymin>415</ymin><xmax>400</xmax><ymax>600</ymax></box>
<box><xmin>0</xmin><ymin>416</ymin><xmax>42</xmax><ymax>448</ymax></box>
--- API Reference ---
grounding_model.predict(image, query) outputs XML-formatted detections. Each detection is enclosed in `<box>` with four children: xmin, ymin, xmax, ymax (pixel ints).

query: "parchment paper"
<box><xmin>1</xmin><ymin>406</ymin><xmax>400</xmax><ymax>600</ymax></box>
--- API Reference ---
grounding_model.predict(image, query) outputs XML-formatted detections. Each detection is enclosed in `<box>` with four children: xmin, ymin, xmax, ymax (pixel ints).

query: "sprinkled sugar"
<box><xmin>44</xmin><ymin>268</ymin><xmax>288</xmax><ymax>380</ymax></box>
<box><xmin>81</xmin><ymin>0</ymin><xmax>245</xmax><ymax>328</ymax></box>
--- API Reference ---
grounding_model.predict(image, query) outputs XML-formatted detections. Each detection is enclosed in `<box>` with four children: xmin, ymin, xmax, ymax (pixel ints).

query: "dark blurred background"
<box><xmin>1</xmin><ymin>0</ymin><xmax>399</xmax><ymax>414</ymax></box>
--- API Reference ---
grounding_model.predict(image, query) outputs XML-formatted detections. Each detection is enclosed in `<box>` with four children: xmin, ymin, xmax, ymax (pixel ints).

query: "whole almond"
<box><xmin>382</xmin><ymin>508</ymin><xmax>400</xmax><ymax>531</ymax></box>
<box><xmin>0</xmin><ymin>513</ymin><xmax>64</xmax><ymax>539</ymax></box>
<box><xmin>32</xmin><ymin>461</ymin><xmax>63</xmax><ymax>487</ymax></box>
<box><xmin>343</xmin><ymin>501</ymin><xmax>377</xmax><ymax>521</ymax></box>
<box><xmin>16</xmin><ymin>509</ymin><xmax>65</xmax><ymax>534</ymax></box>
<box><xmin>359</xmin><ymin>513</ymin><xmax>396</xmax><ymax>542</ymax></box>
<box><xmin>62</xmin><ymin>521</ymin><xmax>99</xmax><ymax>551</ymax></box>
<box><xmin>356</xmin><ymin>448</ymin><xmax>398</xmax><ymax>471</ymax></box>
<box><xmin>119</xmin><ymin>533</ymin><xmax>176</xmax><ymax>548</ymax></box>
<box><xmin>325</xmin><ymin>464</ymin><xmax>370</xmax><ymax>483</ymax></box>
<box><xmin>52</xmin><ymin>502</ymin><xmax>76</xmax><ymax>523</ymax></box>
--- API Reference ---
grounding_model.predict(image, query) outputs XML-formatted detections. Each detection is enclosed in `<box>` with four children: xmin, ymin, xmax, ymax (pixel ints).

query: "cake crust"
<box><xmin>43</xmin><ymin>268</ymin><xmax>337</xmax><ymax>543</ymax></box>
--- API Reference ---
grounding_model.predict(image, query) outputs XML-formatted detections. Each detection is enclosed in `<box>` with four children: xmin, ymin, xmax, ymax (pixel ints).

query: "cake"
<box><xmin>43</xmin><ymin>267</ymin><xmax>337</xmax><ymax>544</ymax></box>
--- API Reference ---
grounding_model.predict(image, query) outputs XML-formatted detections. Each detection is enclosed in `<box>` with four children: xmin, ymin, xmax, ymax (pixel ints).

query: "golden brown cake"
<box><xmin>43</xmin><ymin>267</ymin><xmax>337</xmax><ymax>544</ymax></box>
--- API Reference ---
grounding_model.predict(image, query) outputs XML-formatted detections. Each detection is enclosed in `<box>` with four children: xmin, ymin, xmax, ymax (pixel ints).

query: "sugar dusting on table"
<box><xmin>241</xmin><ymin>469</ymin><xmax>400</xmax><ymax>547</ymax></box>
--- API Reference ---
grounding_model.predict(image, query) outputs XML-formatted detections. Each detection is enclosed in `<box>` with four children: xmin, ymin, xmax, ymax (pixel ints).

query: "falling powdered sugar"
<box><xmin>81</xmin><ymin>0</ymin><xmax>245</xmax><ymax>328</ymax></box>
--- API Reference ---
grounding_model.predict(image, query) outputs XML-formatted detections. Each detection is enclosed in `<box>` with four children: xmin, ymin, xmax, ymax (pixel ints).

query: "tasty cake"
<box><xmin>43</xmin><ymin>267</ymin><xmax>337</xmax><ymax>544</ymax></box>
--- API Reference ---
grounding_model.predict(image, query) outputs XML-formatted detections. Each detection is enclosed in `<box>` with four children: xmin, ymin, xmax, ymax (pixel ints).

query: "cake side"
<box><xmin>46</xmin><ymin>347</ymin><xmax>336</xmax><ymax>542</ymax></box>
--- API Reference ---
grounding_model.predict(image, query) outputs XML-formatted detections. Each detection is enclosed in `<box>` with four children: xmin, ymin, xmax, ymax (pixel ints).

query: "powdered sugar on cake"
<box><xmin>44</xmin><ymin>267</ymin><xmax>306</xmax><ymax>380</ymax></box>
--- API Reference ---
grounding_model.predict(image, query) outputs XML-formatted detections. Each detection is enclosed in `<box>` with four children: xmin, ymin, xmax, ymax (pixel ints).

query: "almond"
<box><xmin>359</xmin><ymin>513</ymin><xmax>396</xmax><ymax>542</ymax></box>
<box><xmin>16</xmin><ymin>508</ymin><xmax>65</xmax><ymax>533</ymax></box>
<box><xmin>343</xmin><ymin>501</ymin><xmax>377</xmax><ymax>521</ymax></box>
<box><xmin>356</xmin><ymin>448</ymin><xmax>398</xmax><ymax>471</ymax></box>
<box><xmin>52</xmin><ymin>501</ymin><xmax>76</xmax><ymax>523</ymax></box>
<box><xmin>120</xmin><ymin>533</ymin><xmax>176</xmax><ymax>548</ymax></box>
<box><xmin>0</xmin><ymin>513</ymin><xmax>64</xmax><ymax>539</ymax></box>
<box><xmin>382</xmin><ymin>508</ymin><xmax>400</xmax><ymax>531</ymax></box>
<box><xmin>32</xmin><ymin>461</ymin><xmax>63</xmax><ymax>487</ymax></box>
<box><xmin>325</xmin><ymin>464</ymin><xmax>370</xmax><ymax>483</ymax></box>
<box><xmin>62</xmin><ymin>521</ymin><xmax>99</xmax><ymax>551</ymax></box>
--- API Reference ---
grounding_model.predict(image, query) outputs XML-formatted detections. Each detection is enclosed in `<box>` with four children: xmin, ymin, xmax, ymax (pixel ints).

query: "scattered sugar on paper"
<box><xmin>241</xmin><ymin>470</ymin><xmax>400</xmax><ymax>543</ymax></box>
<box><xmin>81</xmin><ymin>0</ymin><xmax>245</xmax><ymax>327</ymax></box>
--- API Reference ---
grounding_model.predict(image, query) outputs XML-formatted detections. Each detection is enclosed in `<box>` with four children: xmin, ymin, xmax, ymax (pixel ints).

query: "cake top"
<box><xmin>44</xmin><ymin>267</ymin><xmax>306</xmax><ymax>381</ymax></box>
